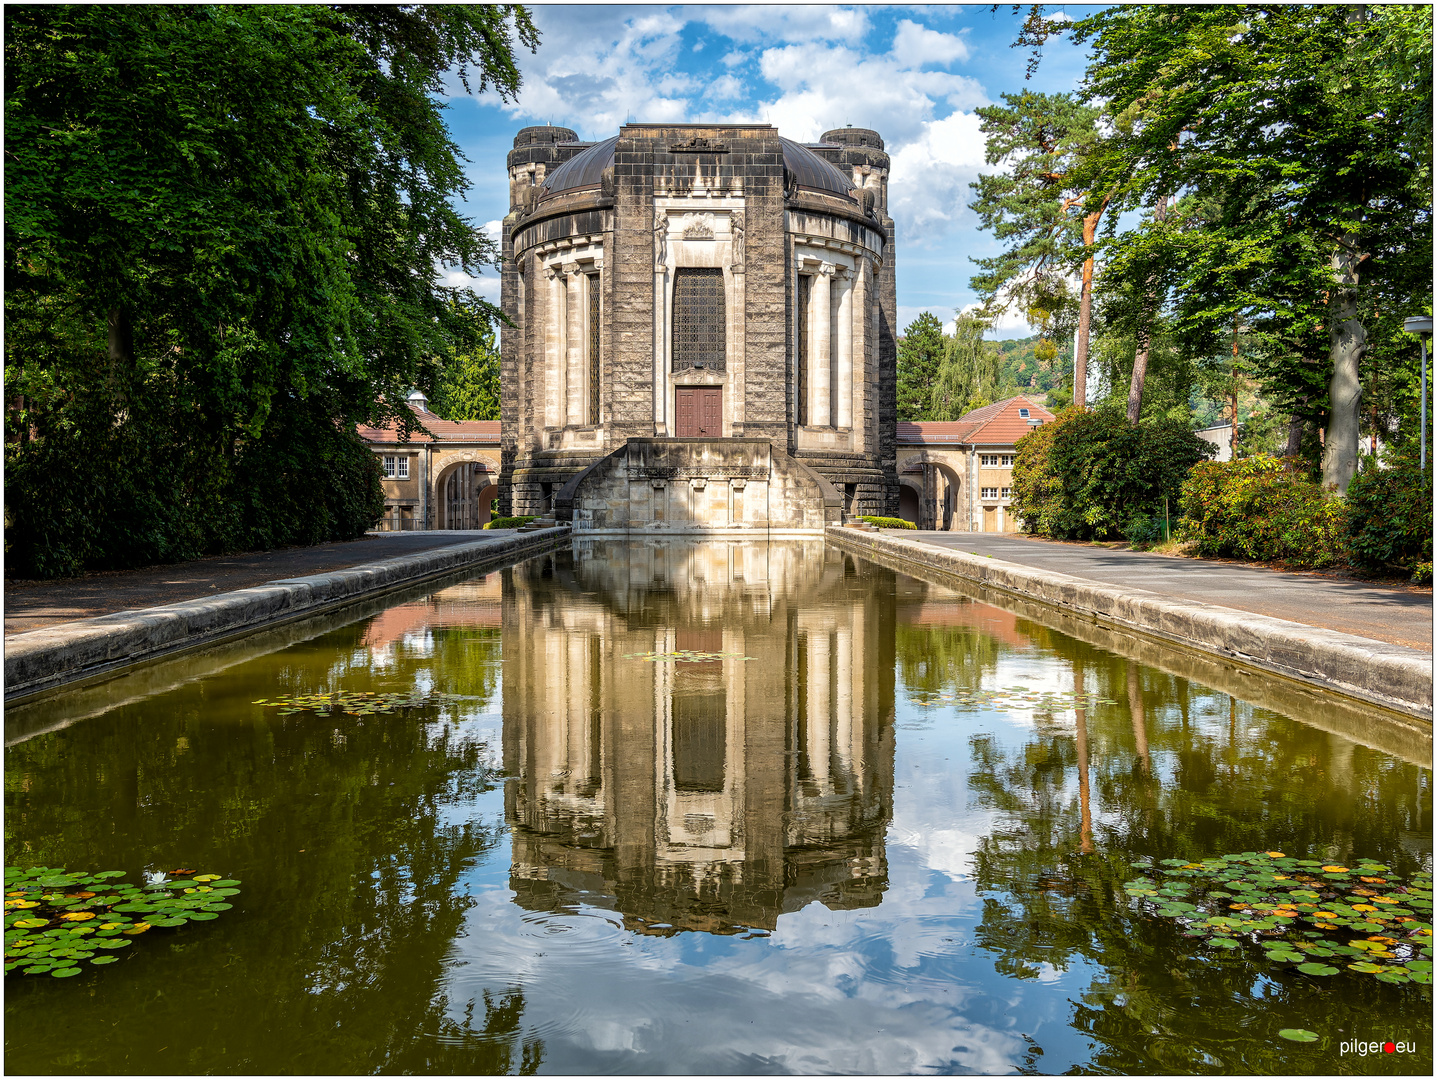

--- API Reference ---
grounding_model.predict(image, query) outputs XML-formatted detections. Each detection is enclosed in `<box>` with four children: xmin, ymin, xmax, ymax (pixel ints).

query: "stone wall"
<box><xmin>555</xmin><ymin>438</ymin><xmax>843</xmax><ymax>533</ymax></box>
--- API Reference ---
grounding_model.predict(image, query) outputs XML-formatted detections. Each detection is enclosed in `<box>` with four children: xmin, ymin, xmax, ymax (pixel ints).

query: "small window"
<box><xmin>397</xmin><ymin>457</ymin><xmax>409</xmax><ymax>480</ymax></box>
<box><xmin>982</xmin><ymin>487</ymin><xmax>999</xmax><ymax>499</ymax></box>
<box><xmin>1001</xmin><ymin>487</ymin><xmax>1012</xmax><ymax>499</ymax></box>
<box><xmin>383</xmin><ymin>455</ymin><xmax>396</xmax><ymax>478</ymax></box>
<box><xmin>1019</xmin><ymin>408</ymin><xmax>1030</xmax><ymax>418</ymax></box>
<box><xmin>1002</xmin><ymin>455</ymin><xmax>1015</xmax><ymax>467</ymax></box>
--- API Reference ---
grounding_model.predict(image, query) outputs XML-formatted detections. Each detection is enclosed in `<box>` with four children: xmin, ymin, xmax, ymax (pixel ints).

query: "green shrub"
<box><xmin>1177</xmin><ymin>455</ymin><xmax>1349</xmax><ymax>569</ymax></box>
<box><xmin>860</xmin><ymin>516</ymin><xmax>917</xmax><ymax>530</ymax></box>
<box><xmin>1345</xmin><ymin>455</ymin><xmax>1433</xmax><ymax>581</ymax></box>
<box><xmin>484</xmin><ymin>516</ymin><xmax>535</xmax><ymax>530</ymax></box>
<box><xmin>1009</xmin><ymin>417</ymin><xmax>1065</xmax><ymax>536</ymax></box>
<box><xmin>4</xmin><ymin>384</ymin><xmax>384</xmax><ymax>579</ymax></box>
<box><xmin>1010</xmin><ymin>406</ymin><xmax>1211</xmax><ymax>541</ymax></box>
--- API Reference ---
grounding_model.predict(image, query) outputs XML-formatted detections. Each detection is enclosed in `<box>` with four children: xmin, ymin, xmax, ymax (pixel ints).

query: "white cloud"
<box><xmin>702</xmin><ymin>74</ymin><xmax>747</xmax><ymax>102</ymax></box>
<box><xmin>888</xmin><ymin>110</ymin><xmax>988</xmax><ymax>246</ymax></box>
<box><xmin>471</xmin><ymin>6</ymin><xmax>692</xmax><ymax>138</ymax></box>
<box><xmin>440</xmin><ymin>267</ymin><xmax>500</xmax><ymax>303</ymax></box>
<box><xmin>743</xmin><ymin>42</ymin><xmax>985</xmax><ymax>149</ymax></box>
<box><xmin>694</xmin><ymin>5</ymin><xmax>873</xmax><ymax>45</ymax></box>
<box><xmin>891</xmin><ymin>19</ymin><xmax>971</xmax><ymax>66</ymax></box>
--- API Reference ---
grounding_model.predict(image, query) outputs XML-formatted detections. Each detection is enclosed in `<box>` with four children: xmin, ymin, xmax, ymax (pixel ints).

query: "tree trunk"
<box><xmin>1074</xmin><ymin>664</ymin><xmax>1095</xmax><ymax>854</ymax></box>
<box><xmin>1283</xmin><ymin>414</ymin><xmax>1305</xmax><ymax>457</ymax></box>
<box><xmin>1126</xmin><ymin>194</ymin><xmax>1167</xmax><ymax>424</ymax></box>
<box><xmin>1074</xmin><ymin>213</ymin><xmax>1100</xmax><ymax>411</ymax></box>
<box><xmin>107</xmin><ymin>306</ymin><xmax>133</xmax><ymax>367</ymax></box>
<box><xmin>1230</xmin><ymin>324</ymin><xmax>1241</xmax><ymax>459</ymax></box>
<box><xmin>1321</xmin><ymin>240</ymin><xmax>1366</xmax><ymax>493</ymax></box>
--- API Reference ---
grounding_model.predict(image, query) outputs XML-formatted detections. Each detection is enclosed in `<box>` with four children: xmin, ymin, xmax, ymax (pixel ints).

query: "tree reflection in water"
<box><xmin>960</xmin><ymin>639</ymin><xmax>1431</xmax><ymax>1072</ymax></box>
<box><xmin>5</xmin><ymin>576</ymin><xmax>544</xmax><ymax>1075</ymax></box>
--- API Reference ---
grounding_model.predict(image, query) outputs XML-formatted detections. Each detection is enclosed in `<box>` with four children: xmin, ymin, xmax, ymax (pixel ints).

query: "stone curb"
<box><xmin>827</xmin><ymin>527</ymin><xmax>1433</xmax><ymax>722</ymax></box>
<box><xmin>3</xmin><ymin>528</ymin><xmax>571</xmax><ymax>703</ymax></box>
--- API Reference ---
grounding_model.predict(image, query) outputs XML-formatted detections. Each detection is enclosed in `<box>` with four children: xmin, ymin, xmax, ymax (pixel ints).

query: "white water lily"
<box><xmin>143</xmin><ymin>871</ymin><xmax>168</xmax><ymax>888</ymax></box>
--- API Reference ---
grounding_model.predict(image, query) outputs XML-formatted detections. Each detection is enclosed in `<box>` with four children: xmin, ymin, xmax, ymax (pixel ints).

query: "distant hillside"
<box><xmin>994</xmin><ymin>336</ymin><xmax>1068</xmax><ymax>401</ymax></box>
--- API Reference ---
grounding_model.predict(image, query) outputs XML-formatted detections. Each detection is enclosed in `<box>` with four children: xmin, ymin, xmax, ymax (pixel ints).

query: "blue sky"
<box><xmin>439</xmin><ymin>4</ymin><xmax>1099</xmax><ymax>338</ymax></box>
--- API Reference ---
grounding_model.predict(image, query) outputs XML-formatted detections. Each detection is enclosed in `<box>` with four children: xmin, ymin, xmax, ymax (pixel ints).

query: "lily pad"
<box><xmin>1296</xmin><ymin>962</ymin><xmax>1340</xmax><ymax>976</ymax></box>
<box><xmin>1277</xmin><ymin>1029</ymin><xmax>1320</xmax><ymax>1043</ymax></box>
<box><xmin>4</xmin><ymin>865</ymin><xmax>239</xmax><ymax>980</ymax></box>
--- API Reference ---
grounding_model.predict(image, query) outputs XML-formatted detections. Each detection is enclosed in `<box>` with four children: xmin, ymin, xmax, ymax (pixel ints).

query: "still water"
<box><xmin>5</xmin><ymin>540</ymin><xmax>1431</xmax><ymax>1074</ymax></box>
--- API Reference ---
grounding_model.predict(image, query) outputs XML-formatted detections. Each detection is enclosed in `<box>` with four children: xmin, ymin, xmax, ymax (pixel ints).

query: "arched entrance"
<box><xmin>437</xmin><ymin>462</ymin><xmax>496</xmax><ymax>529</ymax></box>
<box><xmin>898</xmin><ymin>480</ymin><xmax>921</xmax><ymax>525</ymax></box>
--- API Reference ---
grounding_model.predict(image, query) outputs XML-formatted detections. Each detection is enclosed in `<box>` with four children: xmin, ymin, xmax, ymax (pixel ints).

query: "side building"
<box><xmin>358</xmin><ymin>391</ymin><xmax>503</xmax><ymax>531</ymax></box>
<box><xmin>498</xmin><ymin>122</ymin><xmax>900</xmax><ymax>532</ymax></box>
<box><xmin>895</xmin><ymin>395</ymin><xmax>1056</xmax><ymax>532</ymax></box>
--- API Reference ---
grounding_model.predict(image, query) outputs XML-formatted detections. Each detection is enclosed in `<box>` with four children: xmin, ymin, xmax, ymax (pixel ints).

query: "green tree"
<box><xmin>932</xmin><ymin>310</ymin><xmax>1006</xmax><ymax>419</ymax></box>
<box><xmin>968</xmin><ymin>91</ymin><xmax>1112</xmax><ymax>409</ymax></box>
<box><xmin>895</xmin><ymin>312</ymin><xmax>947</xmax><ymax>420</ymax></box>
<box><xmin>430</xmin><ymin>322</ymin><xmax>501</xmax><ymax>422</ymax></box>
<box><xmin>1072</xmin><ymin>5</ymin><xmax>1433</xmax><ymax>493</ymax></box>
<box><xmin>4</xmin><ymin>5</ymin><xmax>538</xmax><ymax>576</ymax></box>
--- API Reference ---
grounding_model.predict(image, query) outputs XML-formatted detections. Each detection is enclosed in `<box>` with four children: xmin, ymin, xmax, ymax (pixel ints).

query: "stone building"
<box><xmin>895</xmin><ymin>395</ymin><xmax>1056</xmax><ymax>532</ymax></box>
<box><xmin>498</xmin><ymin>123</ymin><xmax>899</xmax><ymax>532</ymax></box>
<box><xmin>357</xmin><ymin>390</ymin><xmax>503</xmax><ymax>530</ymax></box>
<box><xmin>501</xmin><ymin>539</ymin><xmax>894</xmax><ymax>932</ymax></box>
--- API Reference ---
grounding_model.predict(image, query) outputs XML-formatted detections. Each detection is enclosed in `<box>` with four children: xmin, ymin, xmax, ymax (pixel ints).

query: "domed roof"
<box><xmin>533</xmin><ymin>130</ymin><xmax>857</xmax><ymax>203</ymax></box>
<box><xmin>779</xmin><ymin>138</ymin><xmax>855</xmax><ymax>199</ymax></box>
<box><xmin>539</xmin><ymin>136</ymin><xmax>619</xmax><ymax>198</ymax></box>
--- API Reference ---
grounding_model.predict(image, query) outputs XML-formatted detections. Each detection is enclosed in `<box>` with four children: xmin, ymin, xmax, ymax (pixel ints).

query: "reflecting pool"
<box><xmin>4</xmin><ymin>540</ymin><xmax>1431</xmax><ymax>1074</ymax></box>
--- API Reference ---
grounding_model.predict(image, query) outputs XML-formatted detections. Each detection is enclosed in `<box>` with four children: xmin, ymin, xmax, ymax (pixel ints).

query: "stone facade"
<box><xmin>358</xmin><ymin>392</ymin><xmax>503</xmax><ymax>530</ymax></box>
<box><xmin>501</xmin><ymin>539</ymin><xmax>894</xmax><ymax>932</ymax></box>
<box><xmin>894</xmin><ymin>395</ymin><xmax>1057</xmax><ymax>532</ymax></box>
<box><xmin>499</xmin><ymin>123</ymin><xmax>899</xmax><ymax>532</ymax></box>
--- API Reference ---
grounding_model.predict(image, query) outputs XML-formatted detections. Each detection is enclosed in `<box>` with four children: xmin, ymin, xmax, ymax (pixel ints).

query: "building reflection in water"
<box><xmin>501</xmin><ymin>539</ymin><xmax>896</xmax><ymax>935</ymax></box>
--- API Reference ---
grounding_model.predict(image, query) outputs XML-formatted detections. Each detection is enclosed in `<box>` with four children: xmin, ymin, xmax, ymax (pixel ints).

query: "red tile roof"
<box><xmin>897</xmin><ymin>396</ymin><xmax>1054</xmax><ymax>447</ymax></box>
<box><xmin>358</xmin><ymin>405</ymin><xmax>500</xmax><ymax>445</ymax></box>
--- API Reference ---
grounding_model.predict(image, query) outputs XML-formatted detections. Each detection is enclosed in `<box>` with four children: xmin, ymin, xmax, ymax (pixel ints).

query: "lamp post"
<box><xmin>1403</xmin><ymin>315</ymin><xmax>1433</xmax><ymax>469</ymax></box>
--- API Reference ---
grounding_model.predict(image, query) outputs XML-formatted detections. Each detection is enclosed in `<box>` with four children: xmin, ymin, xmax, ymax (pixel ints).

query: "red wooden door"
<box><xmin>675</xmin><ymin>388</ymin><xmax>722</xmax><ymax>437</ymax></box>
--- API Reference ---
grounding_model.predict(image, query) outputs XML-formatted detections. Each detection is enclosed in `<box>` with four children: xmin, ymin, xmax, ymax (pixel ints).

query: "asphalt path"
<box><xmin>911</xmin><ymin>531</ymin><xmax>1433</xmax><ymax>652</ymax></box>
<box><xmin>3</xmin><ymin>532</ymin><xmax>498</xmax><ymax>637</ymax></box>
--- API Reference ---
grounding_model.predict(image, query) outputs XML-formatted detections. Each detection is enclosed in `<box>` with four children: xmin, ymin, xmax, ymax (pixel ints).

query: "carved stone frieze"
<box><xmin>629</xmin><ymin>465</ymin><xmax>769</xmax><ymax>481</ymax></box>
<box><xmin>670</xmin><ymin>136</ymin><xmax>729</xmax><ymax>153</ymax></box>
<box><xmin>679</xmin><ymin>212</ymin><xmax>715</xmax><ymax>239</ymax></box>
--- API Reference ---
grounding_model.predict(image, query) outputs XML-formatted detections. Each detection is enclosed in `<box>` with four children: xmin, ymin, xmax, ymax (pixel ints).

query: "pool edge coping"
<box><xmin>2</xmin><ymin>528</ymin><xmax>572</xmax><ymax>705</ymax></box>
<box><xmin>827</xmin><ymin>526</ymin><xmax>1433</xmax><ymax>723</ymax></box>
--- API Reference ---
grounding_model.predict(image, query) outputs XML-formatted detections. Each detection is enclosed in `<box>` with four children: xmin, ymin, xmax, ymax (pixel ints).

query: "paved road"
<box><xmin>3</xmin><ymin>532</ymin><xmax>502</xmax><ymax>636</ymax></box>
<box><xmin>910</xmin><ymin>531</ymin><xmax>1433</xmax><ymax>652</ymax></box>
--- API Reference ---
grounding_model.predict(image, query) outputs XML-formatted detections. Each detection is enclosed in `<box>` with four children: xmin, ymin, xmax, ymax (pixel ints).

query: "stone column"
<box><xmin>834</xmin><ymin>626</ymin><xmax>853</xmax><ymax>774</ymax></box>
<box><xmin>806</xmin><ymin>630</ymin><xmax>831</xmax><ymax>787</ymax></box>
<box><xmin>836</xmin><ymin>270</ymin><xmax>854</xmax><ymax>429</ymax></box>
<box><xmin>567</xmin><ymin>634</ymin><xmax>590</xmax><ymax>782</ymax></box>
<box><xmin>921</xmin><ymin>463</ymin><xmax>937</xmax><ymax>531</ymax></box>
<box><xmin>811</xmin><ymin>262</ymin><xmax>834</xmax><ymax>427</ymax></box>
<box><xmin>653</xmin><ymin>209</ymin><xmax>669</xmax><ymax>435</ymax></box>
<box><xmin>544</xmin><ymin>266</ymin><xmax>565</xmax><ymax>430</ymax></box>
<box><xmin>850</xmin><ymin>260</ymin><xmax>869</xmax><ymax>450</ymax></box>
<box><xmin>564</xmin><ymin>262</ymin><xmax>583</xmax><ymax>427</ymax></box>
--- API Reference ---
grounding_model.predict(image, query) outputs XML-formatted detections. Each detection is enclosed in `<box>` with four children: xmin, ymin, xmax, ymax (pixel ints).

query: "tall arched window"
<box><xmin>672</xmin><ymin>268</ymin><xmax>725</xmax><ymax>373</ymax></box>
